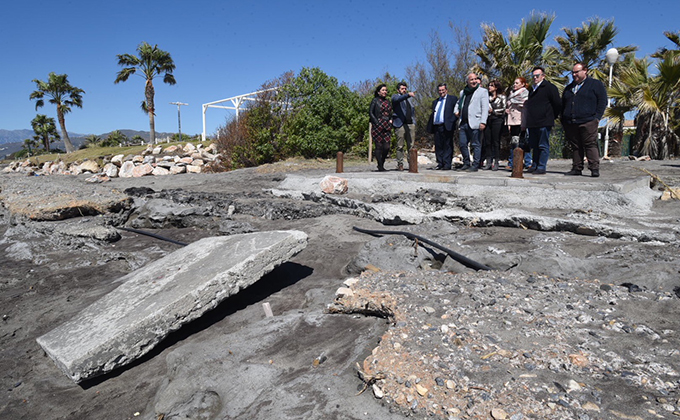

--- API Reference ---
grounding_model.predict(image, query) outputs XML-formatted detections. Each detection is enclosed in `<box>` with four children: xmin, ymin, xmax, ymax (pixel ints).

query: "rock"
<box><xmin>152</xmin><ymin>146</ymin><xmax>162</xmax><ymax>155</ymax></box>
<box><xmin>186</xmin><ymin>165</ymin><xmax>202</xmax><ymax>173</ymax></box>
<box><xmin>335</xmin><ymin>287</ymin><xmax>354</xmax><ymax>298</ymax></box>
<box><xmin>491</xmin><ymin>408</ymin><xmax>508</xmax><ymax>419</ymax></box>
<box><xmin>170</xmin><ymin>165</ymin><xmax>187</xmax><ymax>175</ymax></box>
<box><xmin>415</xmin><ymin>384</ymin><xmax>428</xmax><ymax>396</ymax></box>
<box><xmin>119</xmin><ymin>161</ymin><xmax>135</xmax><ymax>178</ymax></box>
<box><xmin>163</xmin><ymin>145</ymin><xmax>180</xmax><ymax>153</ymax></box>
<box><xmin>319</xmin><ymin>175</ymin><xmax>348</xmax><ymax>194</ymax></box>
<box><xmin>131</xmin><ymin>163</ymin><xmax>154</xmax><ymax>177</ymax></box>
<box><xmin>111</xmin><ymin>154</ymin><xmax>125</xmax><ymax>165</ymax></box>
<box><xmin>132</xmin><ymin>155</ymin><xmax>144</xmax><ymax>163</ymax></box>
<box><xmin>85</xmin><ymin>174</ymin><xmax>110</xmax><ymax>183</ymax></box>
<box><xmin>183</xmin><ymin>143</ymin><xmax>196</xmax><ymax>153</ymax></box>
<box><xmin>103</xmin><ymin>163</ymin><xmax>119</xmax><ymax>178</ymax></box>
<box><xmin>152</xmin><ymin>166</ymin><xmax>170</xmax><ymax>176</ymax></box>
<box><xmin>372</xmin><ymin>384</ymin><xmax>384</xmax><ymax>399</ymax></box>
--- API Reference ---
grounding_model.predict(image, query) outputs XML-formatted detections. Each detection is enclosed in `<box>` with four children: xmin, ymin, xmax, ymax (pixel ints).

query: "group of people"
<box><xmin>369</xmin><ymin>63</ymin><xmax>608</xmax><ymax>177</ymax></box>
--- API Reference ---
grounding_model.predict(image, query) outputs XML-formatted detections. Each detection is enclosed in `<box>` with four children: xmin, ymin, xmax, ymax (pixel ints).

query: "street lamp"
<box><xmin>170</xmin><ymin>102</ymin><xmax>188</xmax><ymax>143</ymax></box>
<box><xmin>603</xmin><ymin>47</ymin><xmax>619</xmax><ymax>159</ymax></box>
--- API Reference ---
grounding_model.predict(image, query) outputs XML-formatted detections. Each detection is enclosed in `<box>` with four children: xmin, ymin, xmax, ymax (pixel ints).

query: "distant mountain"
<box><xmin>0</xmin><ymin>129</ymin><xmax>177</xmax><ymax>159</ymax></box>
<box><xmin>0</xmin><ymin>129</ymin><xmax>87</xmax><ymax>144</ymax></box>
<box><xmin>0</xmin><ymin>129</ymin><xmax>176</xmax><ymax>145</ymax></box>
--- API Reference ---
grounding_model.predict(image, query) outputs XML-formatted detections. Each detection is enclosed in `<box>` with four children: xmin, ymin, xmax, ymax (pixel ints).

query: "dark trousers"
<box><xmin>563</xmin><ymin>119</ymin><xmax>600</xmax><ymax>171</ymax></box>
<box><xmin>484</xmin><ymin>117</ymin><xmax>503</xmax><ymax>163</ymax></box>
<box><xmin>433</xmin><ymin>125</ymin><xmax>454</xmax><ymax>169</ymax></box>
<box><xmin>374</xmin><ymin>140</ymin><xmax>391</xmax><ymax>170</ymax></box>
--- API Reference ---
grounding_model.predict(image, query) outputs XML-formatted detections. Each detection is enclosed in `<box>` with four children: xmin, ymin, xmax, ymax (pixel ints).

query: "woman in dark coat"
<box><xmin>369</xmin><ymin>84</ymin><xmax>393</xmax><ymax>171</ymax></box>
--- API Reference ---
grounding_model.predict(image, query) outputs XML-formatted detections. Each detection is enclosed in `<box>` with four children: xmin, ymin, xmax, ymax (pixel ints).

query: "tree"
<box><xmin>103</xmin><ymin>130</ymin><xmax>129</xmax><ymax>147</ymax></box>
<box><xmin>115</xmin><ymin>42</ymin><xmax>176</xmax><ymax>145</ymax></box>
<box><xmin>405</xmin><ymin>24</ymin><xmax>477</xmax><ymax>142</ymax></box>
<box><xmin>83</xmin><ymin>134</ymin><xmax>101</xmax><ymax>148</ymax></box>
<box><xmin>22</xmin><ymin>137</ymin><xmax>39</xmax><ymax>157</ymax></box>
<box><xmin>555</xmin><ymin>18</ymin><xmax>637</xmax><ymax>82</ymax></box>
<box><xmin>474</xmin><ymin>12</ymin><xmax>563</xmax><ymax>89</ymax></box>
<box><xmin>607</xmin><ymin>32</ymin><xmax>680</xmax><ymax>159</ymax></box>
<box><xmin>29</xmin><ymin>72</ymin><xmax>84</xmax><ymax>153</ymax></box>
<box><xmin>30</xmin><ymin>114</ymin><xmax>60</xmax><ymax>152</ymax></box>
<box><xmin>279</xmin><ymin>67</ymin><xmax>367</xmax><ymax>158</ymax></box>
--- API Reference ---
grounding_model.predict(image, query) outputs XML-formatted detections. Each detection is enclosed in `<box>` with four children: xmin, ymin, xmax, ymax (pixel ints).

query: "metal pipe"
<box><xmin>117</xmin><ymin>227</ymin><xmax>188</xmax><ymax>246</ymax></box>
<box><xmin>352</xmin><ymin>226</ymin><xmax>492</xmax><ymax>271</ymax></box>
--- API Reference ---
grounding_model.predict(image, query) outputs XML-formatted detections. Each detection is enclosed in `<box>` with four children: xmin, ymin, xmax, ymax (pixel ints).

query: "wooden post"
<box><xmin>409</xmin><ymin>148</ymin><xmax>418</xmax><ymax>173</ymax></box>
<box><xmin>511</xmin><ymin>148</ymin><xmax>524</xmax><ymax>178</ymax></box>
<box><xmin>336</xmin><ymin>151</ymin><xmax>343</xmax><ymax>173</ymax></box>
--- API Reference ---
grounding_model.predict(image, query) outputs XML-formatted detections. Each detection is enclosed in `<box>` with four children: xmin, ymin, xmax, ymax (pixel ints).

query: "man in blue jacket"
<box><xmin>561</xmin><ymin>63</ymin><xmax>608</xmax><ymax>177</ymax></box>
<box><xmin>392</xmin><ymin>82</ymin><xmax>416</xmax><ymax>171</ymax></box>
<box><xmin>524</xmin><ymin>66</ymin><xmax>561</xmax><ymax>175</ymax></box>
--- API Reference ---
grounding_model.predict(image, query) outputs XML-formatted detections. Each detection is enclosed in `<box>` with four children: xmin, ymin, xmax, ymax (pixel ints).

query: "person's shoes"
<box><xmin>469</xmin><ymin>166</ymin><xmax>479</xmax><ymax>172</ymax></box>
<box><xmin>435</xmin><ymin>166</ymin><xmax>443</xmax><ymax>170</ymax></box>
<box><xmin>591</xmin><ymin>169</ymin><xmax>600</xmax><ymax>178</ymax></box>
<box><xmin>526</xmin><ymin>166</ymin><xmax>537</xmax><ymax>173</ymax></box>
<box><xmin>533</xmin><ymin>169</ymin><xmax>547</xmax><ymax>175</ymax></box>
<box><xmin>460</xmin><ymin>164</ymin><xmax>471</xmax><ymax>171</ymax></box>
<box><xmin>397</xmin><ymin>163</ymin><xmax>404</xmax><ymax>171</ymax></box>
<box><xmin>565</xmin><ymin>169</ymin><xmax>582</xmax><ymax>176</ymax></box>
<box><xmin>492</xmin><ymin>161</ymin><xmax>499</xmax><ymax>171</ymax></box>
<box><xmin>378</xmin><ymin>166</ymin><xmax>386</xmax><ymax>172</ymax></box>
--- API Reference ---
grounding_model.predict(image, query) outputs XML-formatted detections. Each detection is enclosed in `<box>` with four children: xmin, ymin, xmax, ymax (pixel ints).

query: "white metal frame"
<box><xmin>201</xmin><ymin>88</ymin><xmax>278</xmax><ymax>141</ymax></box>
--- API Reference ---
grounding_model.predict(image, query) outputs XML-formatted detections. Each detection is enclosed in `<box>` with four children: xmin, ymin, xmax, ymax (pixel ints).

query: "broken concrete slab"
<box><xmin>36</xmin><ymin>230</ymin><xmax>308</xmax><ymax>383</ymax></box>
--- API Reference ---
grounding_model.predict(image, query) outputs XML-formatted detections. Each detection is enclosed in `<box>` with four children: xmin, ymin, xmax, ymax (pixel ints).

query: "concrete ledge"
<box><xmin>36</xmin><ymin>230</ymin><xmax>308</xmax><ymax>383</ymax></box>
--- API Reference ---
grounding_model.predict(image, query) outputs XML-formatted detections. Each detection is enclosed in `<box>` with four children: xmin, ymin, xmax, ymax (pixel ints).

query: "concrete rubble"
<box><xmin>36</xmin><ymin>230</ymin><xmax>308</xmax><ymax>383</ymax></box>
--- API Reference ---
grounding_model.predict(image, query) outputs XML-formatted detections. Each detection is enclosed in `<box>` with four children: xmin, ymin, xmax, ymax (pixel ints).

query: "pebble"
<box><xmin>330</xmin><ymin>270</ymin><xmax>680</xmax><ymax>419</ymax></box>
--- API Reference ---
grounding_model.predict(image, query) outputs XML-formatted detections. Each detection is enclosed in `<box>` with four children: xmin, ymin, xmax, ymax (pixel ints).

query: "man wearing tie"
<box><xmin>427</xmin><ymin>83</ymin><xmax>458</xmax><ymax>170</ymax></box>
<box><xmin>392</xmin><ymin>82</ymin><xmax>417</xmax><ymax>171</ymax></box>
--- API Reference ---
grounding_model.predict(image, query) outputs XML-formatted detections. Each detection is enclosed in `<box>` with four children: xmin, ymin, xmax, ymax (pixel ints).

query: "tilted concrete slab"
<box><xmin>36</xmin><ymin>230</ymin><xmax>308</xmax><ymax>383</ymax></box>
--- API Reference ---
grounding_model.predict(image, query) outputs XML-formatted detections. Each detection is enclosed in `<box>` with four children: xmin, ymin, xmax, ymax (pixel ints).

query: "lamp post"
<box><xmin>170</xmin><ymin>102</ymin><xmax>188</xmax><ymax>143</ymax></box>
<box><xmin>603</xmin><ymin>47</ymin><xmax>619</xmax><ymax>159</ymax></box>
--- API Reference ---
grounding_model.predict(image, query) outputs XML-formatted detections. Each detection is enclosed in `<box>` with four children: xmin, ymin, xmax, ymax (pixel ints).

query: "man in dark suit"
<box><xmin>524</xmin><ymin>66</ymin><xmax>561</xmax><ymax>174</ymax></box>
<box><xmin>392</xmin><ymin>82</ymin><xmax>416</xmax><ymax>171</ymax></box>
<box><xmin>427</xmin><ymin>83</ymin><xmax>458</xmax><ymax>170</ymax></box>
<box><xmin>561</xmin><ymin>62</ymin><xmax>607</xmax><ymax>177</ymax></box>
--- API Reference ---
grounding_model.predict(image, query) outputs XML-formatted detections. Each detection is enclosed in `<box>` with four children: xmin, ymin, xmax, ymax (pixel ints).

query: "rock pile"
<box><xmin>330</xmin><ymin>270</ymin><xmax>680</xmax><ymax>420</ymax></box>
<box><xmin>2</xmin><ymin>143</ymin><xmax>222</xmax><ymax>181</ymax></box>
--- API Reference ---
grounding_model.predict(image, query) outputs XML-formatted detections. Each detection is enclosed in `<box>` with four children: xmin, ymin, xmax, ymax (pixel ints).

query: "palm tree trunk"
<box><xmin>146</xmin><ymin>81</ymin><xmax>156</xmax><ymax>145</ymax></box>
<box><xmin>57</xmin><ymin>109</ymin><xmax>75</xmax><ymax>153</ymax></box>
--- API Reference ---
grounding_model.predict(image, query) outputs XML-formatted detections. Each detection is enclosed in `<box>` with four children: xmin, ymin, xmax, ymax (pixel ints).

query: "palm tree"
<box><xmin>83</xmin><ymin>134</ymin><xmax>101</xmax><ymax>148</ymax></box>
<box><xmin>555</xmin><ymin>18</ymin><xmax>637</xmax><ymax>82</ymax></box>
<box><xmin>115</xmin><ymin>42</ymin><xmax>176</xmax><ymax>145</ymax></box>
<box><xmin>474</xmin><ymin>12</ymin><xmax>563</xmax><ymax>90</ymax></box>
<box><xmin>30</xmin><ymin>114</ymin><xmax>60</xmax><ymax>152</ymax></box>
<box><xmin>607</xmin><ymin>37</ymin><xmax>680</xmax><ymax>159</ymax></box>
<box><xmin>29</xmin><ymin>72</ymin><xmax>84</xmax><ymax>153</ymax></box>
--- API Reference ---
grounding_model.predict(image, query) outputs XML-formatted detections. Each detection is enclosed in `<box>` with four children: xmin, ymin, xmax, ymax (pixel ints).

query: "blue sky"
<box><xmin>1</xmin><ymin>0</ymin><xmax>677</xmax><ymax>138</ymax></box>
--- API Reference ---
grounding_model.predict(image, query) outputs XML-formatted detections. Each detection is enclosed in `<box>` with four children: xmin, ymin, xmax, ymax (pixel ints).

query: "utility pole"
<box><xmin>170</xmin><ymin>102</ymin><xmax>188</xmax><ymax>143</ymax></box>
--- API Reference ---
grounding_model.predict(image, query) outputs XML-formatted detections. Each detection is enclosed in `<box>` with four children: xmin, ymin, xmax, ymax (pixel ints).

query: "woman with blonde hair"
<box><xmin>506</xmin><ymin>77</ymin><xmax>531</xmax><ymax>169</ymax></box>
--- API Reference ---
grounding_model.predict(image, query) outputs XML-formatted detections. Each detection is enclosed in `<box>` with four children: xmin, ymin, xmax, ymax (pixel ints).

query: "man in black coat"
<box><xmin>561</xmin><ymin>63</ymin><xmax>608</xmax><ymax>177</ymax></box>
<box><xmin>427</xmin><ymin>83</ymin><xmax>458</xmax><ymax>170</ymax></box>
<box><xmin>524</xmin><ymin>66</ymin><xmax>561</xmax><ymax>174</ymax></box>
